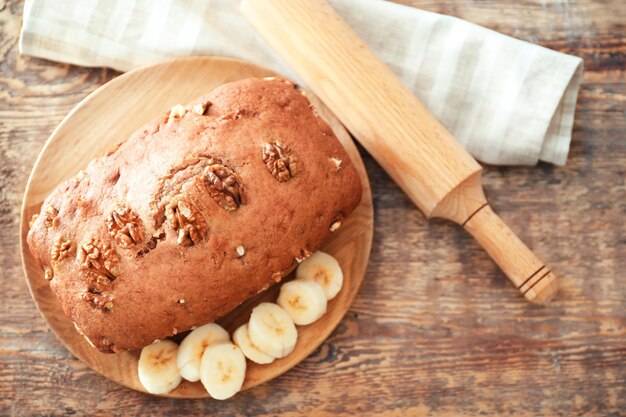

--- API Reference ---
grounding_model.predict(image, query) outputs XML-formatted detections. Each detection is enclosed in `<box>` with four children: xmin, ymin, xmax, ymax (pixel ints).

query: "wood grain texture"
<box><xmin>1</xmin><ymin>0</ymin><xmax>625</xmax><ymax>415</ymax></box>
<box><xmin>18</xmin><ymin>56</ymin><xmax>374</xmax><ymax>398</ymax></box>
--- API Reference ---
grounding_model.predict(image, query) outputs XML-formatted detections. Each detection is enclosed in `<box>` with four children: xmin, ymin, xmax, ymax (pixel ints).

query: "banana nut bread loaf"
<box><xmin>27</xmin><ymin>77</ymin><xmax>362</xmax><ymax>353</ymax></box>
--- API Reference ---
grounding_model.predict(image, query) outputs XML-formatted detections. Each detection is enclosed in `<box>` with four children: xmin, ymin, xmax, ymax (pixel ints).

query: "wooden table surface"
<box><xmin>1</xmin><ymin>0</ymin><xmax>624</xmax><ymax>415</ymax></box>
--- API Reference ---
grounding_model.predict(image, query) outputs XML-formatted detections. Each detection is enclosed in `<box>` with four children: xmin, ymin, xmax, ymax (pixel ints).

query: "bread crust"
<box><xmin>27</xmin><ymin>78</ymin><xmax>362</xmax><ymax>352</ymax></box>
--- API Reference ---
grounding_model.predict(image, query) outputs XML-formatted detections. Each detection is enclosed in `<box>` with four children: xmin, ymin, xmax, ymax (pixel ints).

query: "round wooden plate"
<box><xmin>19</xmin><ymin>56</ymin><xmax>373</xmax><ymax>398</ymax></box>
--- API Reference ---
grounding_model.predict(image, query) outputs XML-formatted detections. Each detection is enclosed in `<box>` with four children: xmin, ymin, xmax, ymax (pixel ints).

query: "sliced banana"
<box><xmin>177</xmin><ymin>323</ymin><xmax>230</xmax><ymax>382</ymax></box>
<box><xmin>277</xmin><ymin>280</ymin><xmax>327</xmax><ymax>325</ymax></box>
<box><xmin>296</xmin><ymin>250</ymin><xmax>343</xmax><ymax>300</ymax></box>
<box><xmin>233</xmin><ymin>323</ymin><xmax>275</xmax><ymax>364</ymax></box>
<box><xmin>138</xmin><ymin>339</ymin><xmax>182</xmax><ymax>395</ymax></box>
<box><xmin>200</xmin><ymin>343</ymin><xmax>246</xmax><ymax>400</ymax></box>
<box><xmin>248</xmin><ymin>302</ymin><xmax>297</xmax><ymax>358</ymax></box>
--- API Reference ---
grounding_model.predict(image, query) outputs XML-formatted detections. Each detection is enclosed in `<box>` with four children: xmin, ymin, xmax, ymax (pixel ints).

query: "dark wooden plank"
<box><xmin>1</xmin><ymin>0</ymin><xmax>625</xmax><ymax>415</ymax></box>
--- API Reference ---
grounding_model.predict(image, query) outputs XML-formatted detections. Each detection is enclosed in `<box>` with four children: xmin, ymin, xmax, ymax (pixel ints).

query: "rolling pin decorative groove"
<box><xmin>241</xmin><ymin>0</ymin><xmax>558</xmax><ymax>303</ymax></box>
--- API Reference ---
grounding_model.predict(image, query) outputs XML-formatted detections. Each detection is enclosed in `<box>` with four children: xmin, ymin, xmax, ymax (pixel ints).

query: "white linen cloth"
<box><xmin>19</xmin><ymin>0</ymin><xmax>583</xmax><ymax>165</ymax></box>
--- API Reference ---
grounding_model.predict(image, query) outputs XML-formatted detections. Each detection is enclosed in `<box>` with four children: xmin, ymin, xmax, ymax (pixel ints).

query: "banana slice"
<box><xmin>233</xmin><ymin>323</ymin><xmax>275</xmax><ymax>364</ymax></box>
<box><xmin>277</xmin><ymin>280</ymin><xmax>327</xmax><ymax>325</ymax></box>
<box><xmin>200</xmin><ymin>343</ymin><xmax>246</xmax><ymax>400</ymax></box>
<box><xmin>177</xmin><ymin>323</ymin><xmax>230</xmax><ymax>382</ymax></box>
<box><xmin>248</xmin><ymin>302</ymin><xmax>297</xmax><ymax>358</ymax></box>
<box><xmin>296</xmin><ymin>251</ymin><xmax>343</xmax><ymax>300</ymax></box>
<box><xmin>138</xmin><ymin>340</ymin><xmax>182</xmax><ymax>395</ymax></box>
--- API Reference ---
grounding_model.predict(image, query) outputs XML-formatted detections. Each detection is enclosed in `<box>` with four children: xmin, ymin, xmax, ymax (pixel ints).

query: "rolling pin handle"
<box><xmin>462</xmin><ymin>204</ymin><xmax>558</xmax><ymax>304</ymax></box>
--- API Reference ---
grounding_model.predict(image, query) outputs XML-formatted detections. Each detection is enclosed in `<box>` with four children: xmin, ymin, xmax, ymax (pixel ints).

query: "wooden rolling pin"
<box><xmin>240</xmin><ymin>0</ymin><xmax>558</xmax><ymax>303</ymax></box>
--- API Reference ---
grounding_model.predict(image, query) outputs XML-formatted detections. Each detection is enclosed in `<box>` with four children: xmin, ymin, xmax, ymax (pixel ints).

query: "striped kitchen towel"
<box><xmin>19</xmin><ymin>0</ymin><xmax>583</xmax><ymax>166</ymax></box>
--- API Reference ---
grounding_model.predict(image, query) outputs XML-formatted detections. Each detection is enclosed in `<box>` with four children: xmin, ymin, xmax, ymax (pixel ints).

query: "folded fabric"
<box><xmin>19</xmin><ymin>0</ymin><xmax>583</xmax><ymax>165</ymax></box>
